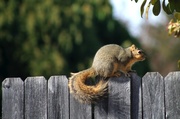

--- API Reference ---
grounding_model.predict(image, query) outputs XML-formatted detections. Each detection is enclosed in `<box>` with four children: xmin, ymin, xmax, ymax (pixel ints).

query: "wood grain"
<box><xmin>2</xmin><ymin>78</ymin><xmax>24</xmax><ymax>119</ymax></box>
<box><xmin>1</xmin><ymin>72</ymin><xmax>180</xmax><ymax>119</ymax></box>
<box><xmin>131</xmin><ymin>72</ymin><xmax>142</xmax><ymax>119</ymax></box>
<box><xmin>25</xmin><ymin>77</ymin><xmax>47</xmax><ymax>119</ymax></box>
<box><xmin>69</xmin><ymin>94</ymin><xmax>92</xmax><ymax>119</ymax></box>
<box><xmin>108</xmin><ymin>75</ymin><xmax>131</xmax><ymax>119</ymax></box>
<box><xmin>164</xmin><ymin>72</ymin><xmax>180</xmax><ymax>119</ymax></box>
<box><xmin>48</xmin><ymin>76</ymin><xmax>69</xmax><ymax>119</ymax></box>
<box><xmin>94</xmin><ymin>98</ymin><xmax>108</xmax><ymax>119</ymax></box>
<box><xmin>142</xmin><ymin>72</ymin><xmax>165</xmax><ymax>119</ymax></box>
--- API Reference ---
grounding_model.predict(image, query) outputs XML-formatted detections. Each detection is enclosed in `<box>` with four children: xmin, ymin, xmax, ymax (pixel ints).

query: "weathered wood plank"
<box><xmin>108</xmin><ymin>75</ymin><xmax>131</xmax><ymax>119</ymax></box>
<box><xmin>131</xmin><ymin>73</ymin><xmax>142</xmax><ymax>119</ymax></box>
<box><xmin>94</xmin><ymin>77</ymin><xmax>108</xmax><ymax>119</ymax></box>
<box><xmin>48</xmin><ymin>76</ymin><xmax>69</xmax><ymax>119</ymax></box>
<box><xmin>69</xmin><ymin>88</ymin><xmax>92</xmax><ymax>119</ymax></box>
<box><xmin>2</xmin><ymin>78</ymin><xmax>24</xmax><ymax>119</ymax></box>
<box><xmin>164</xmin><ymin>72</ymin><xmax>180</xmax><ymax>119</ymax></box>
<box><xmin>142</xmin><ymin>72</ymin><xmax>165</xmax><ymax>119</ymax></box>
<box><xmin>3</xmin><ymin>72</ymin><xmax>180</xmax><ymax>119</ymax></box>
<box><xmin>94</xmin><ymin>99</ymin><xmax>108</xmax><ymax>119</ymax></box>
<box><xmin>25</xmin><ymin>77</ymin><xmax>47</xmax><ymax>119</ymax></box>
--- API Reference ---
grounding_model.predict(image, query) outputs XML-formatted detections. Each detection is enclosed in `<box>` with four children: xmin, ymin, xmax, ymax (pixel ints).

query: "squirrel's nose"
<box><xmin>138</xmin><ymin>50</ymin><xmax>146</xmax><ymax>58</ymax></box>
<box><xmin>138</xmin><ymin>50</ymin><xmax>143</xmax><ymax>54</ymax></box>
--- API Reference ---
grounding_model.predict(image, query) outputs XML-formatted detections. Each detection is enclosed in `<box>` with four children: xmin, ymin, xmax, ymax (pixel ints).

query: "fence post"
<box><xmin>164</xmin><ymin>72</ymin><xmax>180</xmax><ymax>119</ymax></box>
<box><xmin>94</xmin><ymin>76</ymin><xmax>108</xmax><ymax>119</ymax></box>
<box><xmin>69</xmin><ymin>76</ymin><xmax>93</xmax><ymax>119</ymax></box>
<box><xmin>25</xmin><ymin>76</ymin><xmax>47</xmax><ymax>119</ymax></box>
<box><xmin>94</xmin><ymin>73</ymin><xmax>139</xmax><ymax>119</ymax></box>
<box><xmin>131</xmin><ymin>73</ymin><xmax>142</xmax><ymax>119</ymax></box>
<box><xmin>2</xmin><ymin>72</ymin><xmax>180</xmax><ymax>119</ymax></box>
<box><xmin>48</xmin><ymin>76</ymin><xmax>69</xmax><ymax>119</ymax></box>
<box><xmin>2</xmin><ymin>78</ymin><xmax>24</xmax><ymax>119</ymax></box>
<box><xmin>107</xmin><ymin>75</ymin><xmax>131</xmax><ymax>119</ymax></box>
<box><xmin>142</xmin><ymin>72</ymin><xmax>165</xmax><ymax>119</ymax></box>
<box><xmin>69</xmin><ymin>94</ymin><xmax>92</xmax><ymax>119</ymax></box>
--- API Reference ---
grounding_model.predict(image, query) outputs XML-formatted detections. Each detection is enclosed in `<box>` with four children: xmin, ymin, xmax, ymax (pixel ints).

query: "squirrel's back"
<box><xmin>92</xmin><ymin>44</ymin><xmax>125</xmax><ymax>77</ymax></box>
<box><xmin>93</xmin><ymin>44</ymin><xmax>124</xmax><ymax>63</ymax></box>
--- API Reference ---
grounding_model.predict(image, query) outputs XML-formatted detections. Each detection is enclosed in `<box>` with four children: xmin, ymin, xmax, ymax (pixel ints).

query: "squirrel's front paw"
<box><xmin>128</xmin><ymin>70</ymin><xmax>137</xmax><ymax>73</ymax></box>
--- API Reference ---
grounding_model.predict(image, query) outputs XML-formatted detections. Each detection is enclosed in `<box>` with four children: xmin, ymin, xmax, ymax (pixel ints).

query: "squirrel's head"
<box><xmin>129</xmin><ymin>44</ymin><xmax>146</xmax><ymax>61</ymax></box>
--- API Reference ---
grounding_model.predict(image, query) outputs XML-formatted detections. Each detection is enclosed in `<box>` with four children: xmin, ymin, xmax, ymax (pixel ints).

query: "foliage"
<box><xmin>131</xmin><ymin>0</ymin><xmax>180</xmax><ymax>38</ymax></box>
<box><xmin>168</xmin><ymin>19</ymin><xmax>180</xmax><ymax>37</ymax></box>
<box><xmin>0</xmin><ymin>0</ymin><xmax>150</xmax><ymax>79</ymax></box>
<box><xmin>131</xmin><ymin>0</ymin><xmax>180</xmax><ymax>17</ymax></box>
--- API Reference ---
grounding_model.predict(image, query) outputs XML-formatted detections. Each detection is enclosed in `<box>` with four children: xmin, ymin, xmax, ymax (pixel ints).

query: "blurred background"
<box><xmin>0</xmin><ymin>0</ymin><xmax>179</xmax><ymax>82</ymax></box>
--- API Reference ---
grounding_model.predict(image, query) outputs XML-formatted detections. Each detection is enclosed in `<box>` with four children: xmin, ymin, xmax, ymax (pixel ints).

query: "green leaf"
<box><xmin>151</xmin><ymin>0</ymin><xmax>157</xmax><ymax>5</ymax></box>
<box><xmin>174</xmin><ymin>1</ymin><xmax>180</xmax><ymax>12</ymax></box>
<box><xmin>168</xmin><ymin>0</ymin><xmax>175</xmax><ymax>12</ymax></box>
<box><xmin>168</xmin><ymin>3</ymin><xmax>174</xmax><ymax>13</ymax></box>
<box><xmin>162</xmin><ymin>0</ymin><xmax>173</xmax><ymax>14</ymax></box>
<box><xmin>174</xmin><ymin>12</ymin><xmax>180</xmax><ymax>20</ymax></box>
<box><xmin>135</xmin><ymin>0</ymin><xmax>138</xmax><ymax>3</ymax></box>
<box><xmin>178</xmin><ymin>60</ymin><xmax>180</xmax><ymax>69</ymax></box>
<box><xmin>141</xmin><ymin>0</ymin><xmax>147</xmax><ymax>17</ymax></box>
<box><xmin>152</xmin><ymin>0</ymin><xmax>161</xmax><ymax>16</ymax></box>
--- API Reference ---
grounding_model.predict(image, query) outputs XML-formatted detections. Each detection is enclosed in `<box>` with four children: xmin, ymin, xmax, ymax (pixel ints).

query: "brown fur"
<box><xmin>69</xmin><ymin>67</ymin><xmax>108</xmax><ymax>103</ymax></box>
<box><xmin>68</xmin><ymin>44</ymin><xmax>145</xmax><ymax>103</ymax></box>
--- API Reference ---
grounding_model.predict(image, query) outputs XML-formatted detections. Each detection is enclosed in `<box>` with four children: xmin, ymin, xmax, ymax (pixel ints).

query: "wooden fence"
<box><xmin>2</xmin><ymin>72</ymin><xmax>180</xmax><ymax>119</ymax></box>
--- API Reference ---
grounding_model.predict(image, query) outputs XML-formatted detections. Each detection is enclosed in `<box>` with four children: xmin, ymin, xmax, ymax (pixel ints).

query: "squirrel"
<box><xmin>68</xmin><ymin>44</ymin><xmax>146</xmax><ymax>104</ymax></box>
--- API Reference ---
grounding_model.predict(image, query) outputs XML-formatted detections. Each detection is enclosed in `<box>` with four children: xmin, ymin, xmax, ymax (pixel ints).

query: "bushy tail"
<box><xmin>68</xmin><ymin>67</ymin><xmax>108</xmax><ymax>104</ymax></box>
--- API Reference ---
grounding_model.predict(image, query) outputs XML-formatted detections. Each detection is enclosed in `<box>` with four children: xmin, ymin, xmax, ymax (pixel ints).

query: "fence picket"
<box><xmin>25</xmin><ymin>77</ymin><xmax>47</xmax><ymax>119</ymax></box>
<box><xmin>142</xmin><ymin>72</ymin><xmax>165</xmax><ymax>119</ymax></box>
<box><xmin>164</xmin><ymin>72</ymin><xmax>180</xmax><ymax>119</ymax></box>
<box><xmin>69</xmin><ymin>95</ymin><xmax>92</xmax><ymax>119</ymax></box>
<box><xmin>94</xmin><ymin>98</ymin><xmax>108</xmax><ymax>119</ymax></box>
<box><xmin>131</xmin><ymin>73</ymin><xmax>142</xmax><ymax>119</ymax></box>
<box><xmin>1</xmin><ymin>72</ymin><xmax>180</xmax><ymax>119</ymax></box>
<box><xmin>2</xmin><ymin>78</ymin><xmax>24</xmax><ymax>119</ymax></box>
<box><xmin>48</xmin><ymin>76</ymin><xmax>69</xmax><ymax>119</ymax></box>
<box><xmin>108</xmin><ymin>75</ymin><xmax>131</xmax><ymax>119</ymax></box>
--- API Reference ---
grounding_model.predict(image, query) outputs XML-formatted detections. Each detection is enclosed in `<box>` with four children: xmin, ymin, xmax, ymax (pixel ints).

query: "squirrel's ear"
<box><xmin>131</xmin><ymin>44</ymin><xmax>136</xmax><ymax>49</ymax></box>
